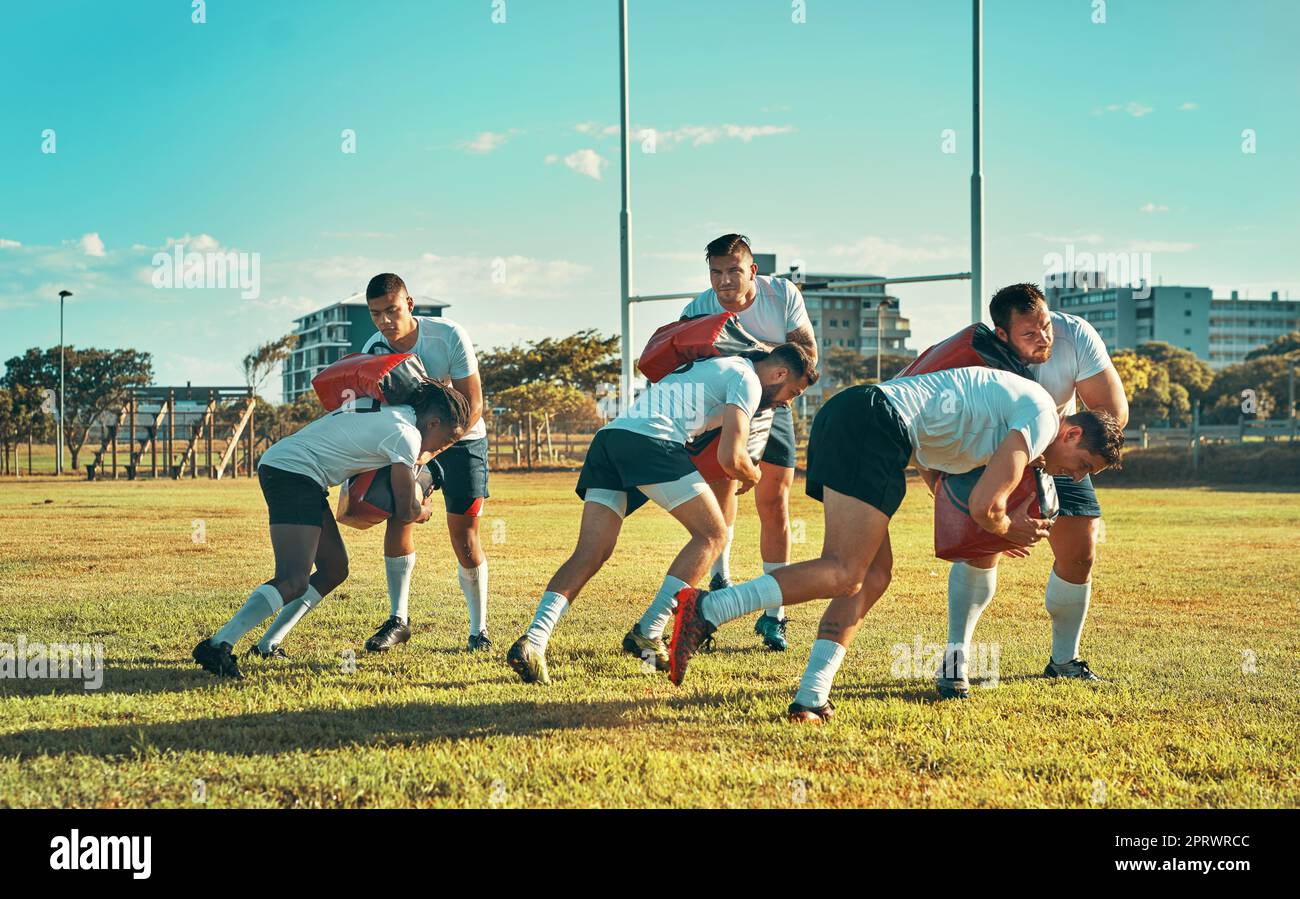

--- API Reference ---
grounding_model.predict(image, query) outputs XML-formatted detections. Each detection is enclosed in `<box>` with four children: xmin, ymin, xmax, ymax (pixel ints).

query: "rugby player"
<box><xmin>667</xmin><ymin>366</ymin><xmax>1123</xmax><ymax>721</ymax></box>
<box><xmin>667</xmin><ymin>233</ymin><xmax>819</xmax><ymax>651</ymax></box>
<box><xmin>505</xmin><ymin>344</ymin><xmax>816</xmax><ymax>685</ymax></box>
<box><xmin>360</xmin><ymin>274</ymin><xmax>492</xmax><ymax>654</ymax></box>
<box><xmin>936</xmin><ymin>283</ymin><xmax>1129</xmax><ymax>698</ymax></box>
<box><xmin>191</xmin><ymin>381</ymin><xmax>471</xmax><ymax>678</ymax></box>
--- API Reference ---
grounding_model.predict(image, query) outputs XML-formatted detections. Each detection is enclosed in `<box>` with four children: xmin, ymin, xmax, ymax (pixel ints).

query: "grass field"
<box><xmin>0</xmin><ymin>471</ymin><xmax>1297</xmax><ymax>808</ymax></box>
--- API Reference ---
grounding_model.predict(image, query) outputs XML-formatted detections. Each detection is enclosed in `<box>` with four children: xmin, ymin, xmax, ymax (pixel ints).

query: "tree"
<box><xmin>2</xmin><ymin>346</ymin><xmax>153</xmax><ymax>470</ymax></box>
<box><xmin>1112</xmin><ymin>350</ymin><xmax>1190</xmax><ymax>426</ymax></box>
<box><xmin>1134</xmin><ymin>341</ymin><xmax>1214</xmax><ymax>402</ymax></box>
<box><xmin>1245</xmin><ymin>331</ymin><xmax>1300</xmax><ymax>361</ymax></box>
<box><xmin>1201</xmin><ymin>356</ymin><xmax>1292</xmax><ymax>424</ymax></box>
<box><xmin>243</xmin><ymin>334</ymin><xmax>298</xmax><ymax>393</ymax></box>
<box><xmin>478</xmin><ymin>330</ymin><xmax>620</xmax><ymax>397</ymax></box>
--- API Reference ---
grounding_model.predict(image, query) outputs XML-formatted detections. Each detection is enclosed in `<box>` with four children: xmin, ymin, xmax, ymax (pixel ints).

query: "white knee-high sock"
<box><xmin>385</xmin><ymin>553</ymin><xmax>416</xmax><ymax>621</ymax></box>
<box><xmin>761</xmin><ymin>561</ymin><xmax>787</xmax><ymax>620</ymax></box>
<box><xmin>701</xmin><ymin>574</ymin><xmax>783</xmax><ymax>627</ymax></box>
<box><xmin>458</xmin><ymin>560</ymin><xmax>489</xmax><ymax>636</ymax></box>
<box><xmin>793</xmin><ymin>639</ymin><xmax>847</xmax><ymax>708</ymax></box>
<box><xmin>212</xmin><ymin>584</ymin><xmax>284</xmax><ymax>648</ymax></box>
<box><xmin>1045</xmin><ymin>569</ymin><xmax>1091</xmax><ymax>664</ymax></box>
<box><xmin>258</xmin><ymin>585</ymin><xmax>323</xmax><ymax>652</ymax></box>
<box><xmin>637</xmin><ymin>574</ymin><xmax>689</xmax><ymax>639</ymax></box>
<box><xmin>525</xmin><ymin>591</ymin><xmax>569</xmax><ymax>651</ymax></box>
<box><xmin>943</xmin><ymin>562</ymin><xmax>998</xmax><ymax>680</ymax></box>
<box><xmin>708</xmin><ymin>525</ymin><xmax>734</xmax><ymax>581</ymax></box>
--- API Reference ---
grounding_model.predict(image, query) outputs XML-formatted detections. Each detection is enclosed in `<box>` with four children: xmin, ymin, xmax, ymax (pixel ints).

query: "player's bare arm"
<box><xmin>717</xmin><ymin>404</ymin><xmax>760</xmax><ymax>494</ymax></box>
<box><xmin>1075</xmin><ymin>366</ymin><xmax>1129</xmax><ymax>429</ymax></box>
<box><xmin>967</xmin><ymin>430</ymin><xmax>1052</xmax><ymax>546</ymax></box>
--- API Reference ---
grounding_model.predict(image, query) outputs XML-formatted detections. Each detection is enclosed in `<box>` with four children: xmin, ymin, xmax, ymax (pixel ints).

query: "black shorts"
<box><xmin>760</xmin><ymin>404</ymin><xmax>797</xmax><ymax>468</ymax></box>
<box><xmin>805</xmin><ymin>385</ymin><xmax>913</xmax><ymax>517</ymax></box>
<box><xmin>1054</xmin><ymin>473</ymin><xmax>1101</xmax><ymax>517</ymax></box>
<box><xmin>258</xmin><ymin>464</ymin><xmax>330</xmax><ymax>527</ymax></box>
<box><xmin>438</xmin><ymin>436</ymin><xmax>490</xmax><ymax>515</ymax></box>
<box><xmin>575</xmin><ymin>428</ymin><xmax>698</xmax><ymax>517</ymax></box>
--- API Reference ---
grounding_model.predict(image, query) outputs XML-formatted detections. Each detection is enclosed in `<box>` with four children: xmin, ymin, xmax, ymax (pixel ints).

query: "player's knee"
<box><xmin>755</xmin><ymin>490</ymin><xmax>787</xmax><ymax>521</ymax></box>
<box><xmin>830</xmin><ymin>562</ymin><xmax>865</xmax><ymax>599</ymax></box>
<box><xmin>1058</xmin><ymin>553</ymin><xmax>1094</xmax><ymax>581</ymax></box>
<box><xmin>277</xmin><ymin>574</ymin><xmax>311</xmax><ymax>601</ymax></box>
<box><xmin>863</xmin><ymin>563</ymin><xmax>892</xmax><ymax>599</ymax></box>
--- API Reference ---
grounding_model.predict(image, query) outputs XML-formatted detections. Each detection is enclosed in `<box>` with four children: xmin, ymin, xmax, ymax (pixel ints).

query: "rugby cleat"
<box><xmin>192</xmin><ymin>638</ymin><xmax>243</xmax><ymax>679</ymax></box>
<box><xmin>365</xmin><ymin>616</ymin><xmax>411</xmax><ymax>653</ymax></box>
<box><xmin>467</xmin><ymin>631</ymin><xmax>493</xmax><ymax>653</ymax></box>
<box><xmin>708</xmin><ymin>572</ymin><xmax>734</xmax><ymax>592</ymax></box>
<box><xmin>787</xmin><ymin>699</ymin><xmax>835</xmax><ymax>723</ymax></box>
<box><xmin>754</xmin><ymin>613</ymin><xmax>789</xmax><ymax>651</ymax></box>
<box><xmin>935</xmin><ymin>674</ymin><xmax>971</xmax><ymax>700</ymax></box>
<box><xmin>621</xmin><ymin>623</ymin><xmax>670</xmax><ymax>672</ymax></box>
<box><xmin>1044</xmin><ymin>657</ymin><xmax>1103</xmax><ymax>681</ymax></box>
<box><xmin>506</xmin><ymin>635</ymin><xmax>550</xmax><ymax>685</ymax></box>
<box><xmin>246</xmin><ymin>643</ymin><xmax>290</xmax><ymax>661</ymax></box>
<box><xmin>668</xmin><ymin>587</ymin><xmax>716</xmax><ymax>686</ymax></box>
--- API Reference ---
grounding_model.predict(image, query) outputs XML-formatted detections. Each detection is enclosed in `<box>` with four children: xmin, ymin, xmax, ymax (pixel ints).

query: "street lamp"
<box><xmin>58</xmin><ymin>289</ymin><xmax>72</xmax><ymax>475</ymax></box>
<box><xmin>875</xmin><ymin>297</ymin><xmax>895</xmax><ymax>381</ymax></box>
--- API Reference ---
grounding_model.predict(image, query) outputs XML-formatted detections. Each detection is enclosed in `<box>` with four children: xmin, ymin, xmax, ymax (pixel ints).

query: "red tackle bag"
<box><xmin>312</xmin><ymin>352</ymin><xmax>431</xmax><ymax>412</ymax></box>
<box><xmin>685</xmin><ymin>407</ymin><xmax>777</xmax><ymax>482</ymax></box>
<box><xmin>932</xmin><ymin>466</ymin><xmax>1059</xmax><ymax>561</ymax></box>
<box><xmin>637</xmin><ymin>312</ymin><xmax>763</xmax><ymax>383</ymax></box>
<box><xmin>896</xmin><ymin>323</ymin><xmax>1031</xmax><ymax>380</ymax></box>
<box><xmin>335</xmin><ymin>461</ymin><xmax>441</xmax><ymax>530</ymax></box>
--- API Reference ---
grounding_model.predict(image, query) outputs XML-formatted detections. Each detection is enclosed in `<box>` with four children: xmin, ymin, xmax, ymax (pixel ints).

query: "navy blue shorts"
<box><xmin>760</xmin><ymin>404</ymin><xmax>797</xmax><ymax>468</ymax></box>
<box><xmin>805</xmin><ymin>386</ymin><xmax>913</xmax><ymax>517</ymax></box>
<box><xmin>1054</xmin><ymin>473</ymin><xmax>1101</xmax><ymax>517</ymax></box>
<box><xmin>438</xmin><ymin>437</ymin><xmax>489</xmax><ymax>516</ymax></box>
<box><xmin>575</xmin><ymin>428</ymin><xmax>698</xmax><ymax>517</ymax></box>
<box><xmin>258</xmin><ymin>464</ymin><xmax>330</xmax><ymax>527</ymax></box>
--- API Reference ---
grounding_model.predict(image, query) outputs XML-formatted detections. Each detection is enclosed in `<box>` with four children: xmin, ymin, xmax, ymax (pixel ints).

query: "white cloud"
<box><xmin>1138</xmin><ymin>203</ymin><xmax>1169</xmax><ymax>213</ymax></box>
<box><xmin>1093</xmin><ymin>101</ymin><xmax>1154</xmax><ymax>118</ymax></box>
<box><xmin>546</xmin><ymin>148</ymin><xmax>606</xmax><ymax>180</ymax></box>
<box><xmin>165</xmin><ymin>233</ymin><xmax>220</xmax><ymax>251</ymax></box>
<box><xmin>79</xmin><ymin>233</ymin><xmax>106</xmax><ymax>257</ymax></box>
<box><xmin>1029</xmin><ymin>232</ymin><xmax>1105</xmax><ymax>245</ymax></box>
<box><xmin>821</xmin><ymin>235</ymin><xmax>966</xmax><ymax>273</ymax></box>
<box><xmin>1179</xmin><ymin>101</ymin><xmax>1198</xmax><ymax>111</ymax></box>
<box><xmin>0</xmin><ymin>238</ymin><xmax>21</xmax><ymax>249</ymax></box>
<box><xmin>1129</xmin><ymin>240</ymin><xmax>1198</xmax><ymax>253</ymax></box>
<box><xmin>459</xmin><ymin>130</ymin><xmax>518</xmax><ymax>154</ymax></box>
<box><xmin>571</xmin><ymin>122</ymin><xmax>796</xmax><ymax>150</ymax></box>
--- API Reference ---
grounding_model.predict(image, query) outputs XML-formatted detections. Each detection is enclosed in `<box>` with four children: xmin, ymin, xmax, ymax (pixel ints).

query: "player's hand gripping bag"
<box><xmin>637</xmin><ymin>312</ymin><xmax>763</xmax><ymax>382</ymax></box>
<box><xmin>336</xmin><ymin>460</ymin><xmax>444</xmax><ymax>530</ymax></box>
<box><xmin>933</xmin><ymin>466</ymin><xmax>1059</xmax><ymax>561</ymax></box>
<box><xmin>312</xmin><ymin>351</ymin><xmax>431</xmax><ymax>411</ymax></box>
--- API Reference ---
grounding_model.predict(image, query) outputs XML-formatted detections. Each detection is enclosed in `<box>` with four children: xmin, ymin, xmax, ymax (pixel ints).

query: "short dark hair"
<box><xmin>746</xmin><ymin>342</ymin><xmax>820</xmax><ymax>386</ymax></box>
<box><xmin>989</xmin><ymin>283</ymin><xmax>1047</xmax><ymax>332</ymax></box>
<box><xmin>410</xmin><ymin>380</ymin><xmax>472</xmax><ymax>432</ymax></box>
<box><xmin>366</xmin><ymin>273</ymin><xmax>407</xmax><ymax>300</ymax></box>
<box><xmin>705</xmin><ymin>233</ymin><xmax>753</xmax><ymax>263</ymax></box>
<box><xmin>1066</xmin><ymin>409</ymin><xmax>1124</xmax><ymax>469</ymax></box>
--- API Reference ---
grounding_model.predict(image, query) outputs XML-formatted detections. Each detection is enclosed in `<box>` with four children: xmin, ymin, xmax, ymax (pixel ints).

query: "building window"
<box><xmin>1185</xmin><ymin>309</ymin><xmax>1192</xmax><ymax>317</ymax></box>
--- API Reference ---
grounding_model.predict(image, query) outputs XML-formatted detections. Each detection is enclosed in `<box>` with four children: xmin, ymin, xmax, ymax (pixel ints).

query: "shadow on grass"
<box><xmin>0</xmin><ymin>698</ymin><xmax>660</xmax><ymax>759</ymax></box>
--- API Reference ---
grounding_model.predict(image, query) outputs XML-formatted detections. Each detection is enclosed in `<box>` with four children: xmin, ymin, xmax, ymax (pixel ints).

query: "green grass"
<box><xmin>0</xmin><ymin>472</ymin><xmax>1297</xmax><ymax>808</ymax></box>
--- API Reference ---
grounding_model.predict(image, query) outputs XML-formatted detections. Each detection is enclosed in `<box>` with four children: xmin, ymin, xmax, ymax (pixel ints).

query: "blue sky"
<box><xmin>2</xmin><ymin>0</ymin><xmax>1296</xmax><ymax>399</ymax></box>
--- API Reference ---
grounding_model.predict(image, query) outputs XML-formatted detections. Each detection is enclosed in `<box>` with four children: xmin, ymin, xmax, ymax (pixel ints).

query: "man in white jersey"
<box><xmin>934</xmin><ymin>283</ymin><xmax>1130</xmax><ymax>699</ymax></box>
<box><xmin>663</xmin><ymin>233</ymin><xmax>819</xmax><ymax>652</ymax></box>
<box><xmin>191</xmin><ymin>382</ymin><xmax>470</xmax><ymax>678</ymax></box>
<box><xmin>505</xmin><ymin>344</ymin><xmax>816</xmax><ymax>685</ymax></box>
<box><xmin>668</xmin><ymin>366</ymin><xmax>1124</xmax><ymax>721</ymax></box>
<box><xmin>356</xmin><ymin>273</ymin><xmax>493</xmax><ymax>655</ymax></box>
